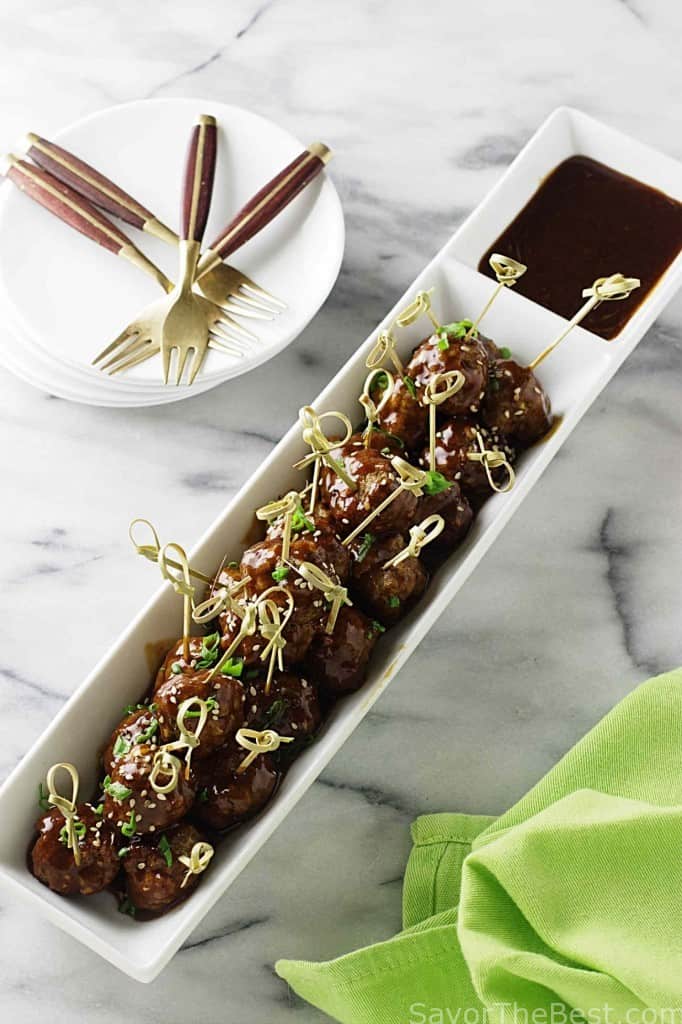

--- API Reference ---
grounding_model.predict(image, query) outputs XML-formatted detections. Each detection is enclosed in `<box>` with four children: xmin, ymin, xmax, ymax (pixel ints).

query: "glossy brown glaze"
<box><xmin>244</xmin><ymin>670</ymin><xmax>321</xmax><ymax>741</ymax></box>
<box><xmin>478</xmin><ymin>156</ymin><xmax>682</xmax><ymax>339</ymax></box>
<box><xmin>320</xmin><ymin>444</ymin><xmax>419</xmax><ymax>535</ymax></box>
<box><xmin>103</xmin><ymin>743</ymin><xmax>196</xmax><ymax>835</ymax></box>
<box><xmin>482</xmin><ymin>359</ymin><xmax>552</xmax><ymax>447</ymax></box>
<box><xmin>31</xmin><ymin>803</ymin><xmax>119</xmax><ymax>896</ymax></box>
<box><xmin>305</xmin><ymin>605</ymin><xmax>378</xmax><ymax>695</ymax></box>
<box><xmin>350</xmin><ymin>533</ymin><xmax>428</xmax><ymax>626</ymax></box>
<box><xmin>419</xmin><ymin>421</ymin><xmax>516</xmax><ymax>499</ymax></box>
<box><xmin>102</xmin><ymin>705</ymin><xmax>160</xmax><ymax>776</ymax></box>
<box><xmin>374</xmin><ymin>375</ymin><xmax>428</xmax><ymax>452</ymax></box>
<box><xmin>154</xmin><ymin>669</ymin><xmax>244</xmax><ymax>759</ymax></box>
<box><xmin>194</xmin><ymin>742</ymin><xmax>279</xmax><ymax>831</ymax></box>
<box><xmin>407</xmin><ymin>332</ymin><xmax>490</xmax><ymax>416</ymax></box>
<box><xmin>120</xmin><ymin>821</ymin><xmax>206</xmax><ymax>913</ymax></box>
<box><xmin>412</xmin><ymin>484</ymin><xmax>473</xmax><ymax>561</ymax></box>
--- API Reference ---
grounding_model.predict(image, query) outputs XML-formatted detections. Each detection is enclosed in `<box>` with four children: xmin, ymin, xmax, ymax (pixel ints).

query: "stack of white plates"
<box><xmin>0</xmin><ymin>98</ymin><xmax>344</xmax><ymax>406</ymax></box>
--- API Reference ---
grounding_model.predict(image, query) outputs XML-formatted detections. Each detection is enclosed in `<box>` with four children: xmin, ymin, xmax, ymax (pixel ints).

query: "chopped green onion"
<box><xmin>262</xmin><ymin>698</ymin><xmax>288</xmax><ymax>729</ymax></box>
<box><xmin>402</xmin><ymin>375</ymin><xmax>417</xmax><ymax>399</ymax></box>
<box><xmin>137</xmin><ymin>718</ymin><xmax>158</xmax><ymax>743</ymax></box>
<box><xmin>198</xmin><ymin>788</ymin><xmax>209</xmax><ymax>803</ymax></box>
<box><xmin>118</xmin><ymin>846</ymin><xmax>130</xmax><ymax>859</ymax></box>
<box><xmin>356</xmin><ymin>532</ymin><xmax>375</xmax><ymax>563</ymax></box>
<box><xmin>499</xmin><ymin>346</ymin><xmax>512</xmax><ymax>359</ymax></box>
<box><xmin>437</xmin><ymin>335</ymin><xmax>450</xmax><ymax>352</ymax></box>
<box><xmin>440</xmin><ymin>319</ymin><xmax>474</xmax><ymax>339</ymax></box>
<box><xmin>195</xmin><ymin>632</ymin><xmax>221</xmax><ymax>670</ymax></box>
<box><xmin>227</xmin><ymin>560</ymin><xmax>239</xmax><ymax>569</ymax></box>
<box><xmin>220</xmin><ymin>658</ymin><xmax>244</xmax><ymax>679</ymax></box>
<box><xmin>373</xmin><ymin>371</ymin><xmax>389</xmax><ymax>391</ymax></box>
<box><xmin>158</xmin><ymin>834</ymin><xmax>173</xmax><ymax>868</ymax></box>
<box><xmin>105</xmin><ymin>780</ymin><xmax>133</xmax><ymax>802</ymax></box>
<box><xmin>388</xmin><ymin>596</ymin><xmax>400</xmax><ymax>608</ymax></box>
<box><xmin>368</xmin><ymin>620</ymin><xmax>386</xmax><ymax>637</ymax></box>
<box><xmin>37</xmin><ymin>782</ymin><xmax>50</xmax><ymax>812</ymax></box>
<box><xmin>291</xmin><ymin>504</ymin><xmax>315</xmax><ymax>533</ymax></box>
<box><xmin>119</xmin><ymin>897</ymin><xmax>136</xmax><ymax>918</ymax></box>
<box><xmin>272</xmin><ymin>565</ymin><xmax>289</xmax><ymax>582</ymax></box>
<box><xmin>59</xmin><ymin>819</ymin><xmax>86</xmax><ymax>846</ymax></box>
<box><xmin>94</xmin><ymin>803</ymin><xmax>104</xmax><ymax>816</ymax></box>
<box><xmin>422</xmin><ymin>470</ymin><xmax>451</xmax><ymax>496</ymax></box>
<box><xmin>113</xmin><ymin>734</ymin><xmax>132</xmax><ymax>758</ymax></box>
<box><xmin>170</xmin><ymin>662</ymin><xmax>183</xmax><ymax>675</ymax></box>
<box><xmin>185</xmin><ymin>697</ymin><xmax>218</xmax><ymax>717</ymax></box>
<box><xmin>121</xmin><ymin>810</ymin><xmax>138</xmax><ymax>838</ymax></box>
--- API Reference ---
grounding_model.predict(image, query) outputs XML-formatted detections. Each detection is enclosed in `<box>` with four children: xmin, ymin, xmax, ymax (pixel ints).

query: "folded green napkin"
<box><xmin>276</xmin><ymin>668</ymin><xmax>682</xmax><ymax>1022</ymax></box>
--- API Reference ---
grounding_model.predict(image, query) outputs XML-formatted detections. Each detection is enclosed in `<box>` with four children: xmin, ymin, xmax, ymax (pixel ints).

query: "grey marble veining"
<box><xmin>2</xmin><ymin>1</ymin><xmax>682</xmax><ymax>1020</ymax></box>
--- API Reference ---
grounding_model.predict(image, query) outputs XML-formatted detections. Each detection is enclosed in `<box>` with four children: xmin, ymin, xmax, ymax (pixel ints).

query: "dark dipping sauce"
<box><xmin>478</xmin><ymin>155</ymin><xmax>682</xmax><ymax>340</ymax></box>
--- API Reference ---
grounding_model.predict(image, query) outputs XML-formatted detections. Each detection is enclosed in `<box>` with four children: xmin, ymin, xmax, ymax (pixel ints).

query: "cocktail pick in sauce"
<box><xmin>529</xmin><ymin>273</ymin><xmax>640</xmax><ymax>370</ymax></box>
<box><xmin>464</xmin><ymin>253</ymin><xmax>527</xmax><ymax>341</ymax></box>
<box><xmin>423</xmin><ymin>370</ymin><xmax>465</xmax><ymax>472</ymax></box>
<box><xmin>191</xmin><ymin>570</ymin><xmax>251</xmax><ymax>625</ymax></box>
<box><xmin>359</xmin><ymin>367</ymin><xmax>395</xmax><ymax>447</ymax></box>
<box><xmin>158</xmin><ymin>542</ymin><xmax>194</xmax><ymax>663</ymax></box>
<box><xmin>342</xmin><ymin>456</ymin><xmax>429</xmax><ymax>546</ymax></box>
<box><xmin>234</xmin><ymin>727</ymin><xmax>294</xmax><ymax>774</ymax></box>
<box><xmin>46</xmin><ymin>762</ymin><xmax>82</xmax><ymax>866</ymax></box>
<box><xmin>294</xmin><ymin>406</ymin><xmax>356</xmax><ymax>514</ymax></box>
<box><xmin>467</xmin><ymin>430</ymin><xmax>516</xmax><ymax>493</ymax></box>
<box><xmin>383</xmin><ymin>514</ymin><xmax>445</xmax><ymax>569</ymax></box>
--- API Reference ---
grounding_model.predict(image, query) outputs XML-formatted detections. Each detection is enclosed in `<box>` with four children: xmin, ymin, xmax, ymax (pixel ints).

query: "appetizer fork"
<box><xmin>1</xmin><ymin>155</ymin><xmax>250</xmax><ymax>372</ymax></box>
<box><xmin>25</xmin><ymin>134</ymin><xmax>332</xmax><ymax>317</ymax></box>
<box><xmin>161</xmin><ymin>114</ymin><xmax>221</xmax><ymax>385</ymax></box>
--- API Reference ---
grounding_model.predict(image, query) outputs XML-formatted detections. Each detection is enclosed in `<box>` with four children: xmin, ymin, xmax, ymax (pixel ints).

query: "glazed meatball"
<box><xmin>103</xmin><ymin>743</ymin><xmax>195</xmax><ymax>836</ymax></box>
<box><xmin>102</xmin><ymin>704</ymin><xmax>160</xmax><ymax>776</ymax></box>
<box><xmin>195</xmin><ymin>741</ymin><xmax>278</xmax><ymax>831</ymax></box>
<box><xmin>419</xmin><ymin>420</ymin><xmax>516</xmax><ymax>500</ymax></box>
<box><xmin>254</xmin><ymin>521</ymin><xmax>350</xmax><ymax>586</ymax></box>
<box><xmin>154</xmin><ymin>669</ymin><xmax>244</xmax><ymax>759</ymax></box>
<box><xmin>305</xmin><ymin>605</ymin><xmax>379</xmax><ymax>695</ymax></box>
<box><xmin>412</xmin><ymin>483</ymin><xmax>473</xmax><ymax>562</ymax></box>
<box><xmin>154</xmin><ymin>634</ymin><xmax>225</xmax><ymax>686</ymax></box>
<box><xmin>31</xmin><ymin>803</ymin><xmax>119</xmax><ymax>896</ymax></box>
<box><xmin>482</xmin><ymin>358</ymin><xmax>552</xmax><ymax>447</ymax></box>
<box><xmin>406</xmin><ymin>330</ymin><xmax>490</xmax><ymax>417</ymax></box>
<box><xmin>319</xmin><ymin>445</ymin><xmax>419</xmax><ymax>536</ymax></box>
<box><xmin>350</xmin><ymin>533</ymin><xmax>428</xmax><ymax>626</ymax></box>
<box><xmin>244</xmin><ymin>670</ymin><xmax>321</xmax><ymax>741</ymax></box>
<box><xmin>120</xmin><ymin>822</ymin><xmax>208</xmax><ymax>913</ymax></box>
<box><xmin>373</xmin><ymin>375</ymin><xmax>428</xmax><ymax>452</ymax></box>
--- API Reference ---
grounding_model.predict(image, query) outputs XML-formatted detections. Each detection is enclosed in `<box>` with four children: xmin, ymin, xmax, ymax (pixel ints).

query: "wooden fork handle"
<box><xmin>24</xmin><ymin>132</ymin><xmax>156</xmax><ymax>231</ymax></box>
<box><xmin>3</xmin><ymin>155</ymin><xmax>132</xmax><ymax>255</ymax></box>
<box><xmin>206</xmin><ymin>142</ymin><xmax>332</xmax><ymax>262</ymax></box>
<box><xmin>182</xmin><ymin>114</ymin><xmax>217</xmax><ymax>244</ymax></box>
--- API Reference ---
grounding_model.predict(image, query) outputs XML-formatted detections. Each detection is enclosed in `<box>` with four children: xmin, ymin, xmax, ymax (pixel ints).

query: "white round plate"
<box><xmin>0</xmin><ymin>98</ymin><xmax>344</xmax><ymax>398</ymax></box>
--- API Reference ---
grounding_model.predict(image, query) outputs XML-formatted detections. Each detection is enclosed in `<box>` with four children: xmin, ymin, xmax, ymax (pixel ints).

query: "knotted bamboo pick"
<box><xmin>359</xmin><ymin>367</ymin><xmax>395</xmax><ymax>447</ymax></box>
<box><xmin>234</xmin><ymin>727</ymin><xmax>294</xmax><ymax>773</ymax></box>
<box><xmin>383</xmin><ymin>514</ymin><xmax>445</xmax><ymax>569</ymax></box>
<box><xmin>293</xmin><ymin>406</ymin><xmax>356</xmax><ymax>513</ymax></box>
<box><xmin>529</xmin><ymin>273</ymin><xmax>640</xmax><ymax>370</ymax></box>
<box><xmin>46</xmin><ymin>762</ymin><xmax>82</xmax><ymax>866</ymax></box>
<box><xmin>464</xmin><ymin>253</ymin><xmax>527</xmax><ymax>341</ymax></box>
<box><xmin>423</xmin><ymin>370</ymin><xmax>466</xmax><ymax>471</ymax></box>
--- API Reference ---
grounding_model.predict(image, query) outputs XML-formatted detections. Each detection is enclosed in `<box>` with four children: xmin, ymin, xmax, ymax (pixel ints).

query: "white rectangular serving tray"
<box><xmin>1</xmin><ymin>106</ymin><xmax>681</xmax><ymax>982</ymax></box>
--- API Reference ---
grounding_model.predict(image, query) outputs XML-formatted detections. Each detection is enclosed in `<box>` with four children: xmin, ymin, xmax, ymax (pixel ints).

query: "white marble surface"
<box><xmin>2</xmin><ymin>0</ymin><xmax>682</xmax><ymax>1018</ymax></box>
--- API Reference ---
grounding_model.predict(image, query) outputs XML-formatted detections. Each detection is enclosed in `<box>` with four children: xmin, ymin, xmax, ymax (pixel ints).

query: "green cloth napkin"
<box><xmin>276</xmin><ymin>668</ymin><xmax>682</xmax><ymax>1023</ymax></box>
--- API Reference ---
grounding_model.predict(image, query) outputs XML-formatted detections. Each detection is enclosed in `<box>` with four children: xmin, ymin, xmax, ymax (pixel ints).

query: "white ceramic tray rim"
<box><xmin>0</xmin><ymin>106</ymin><xmax>681</xmax><ymax>982</ymax></box>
